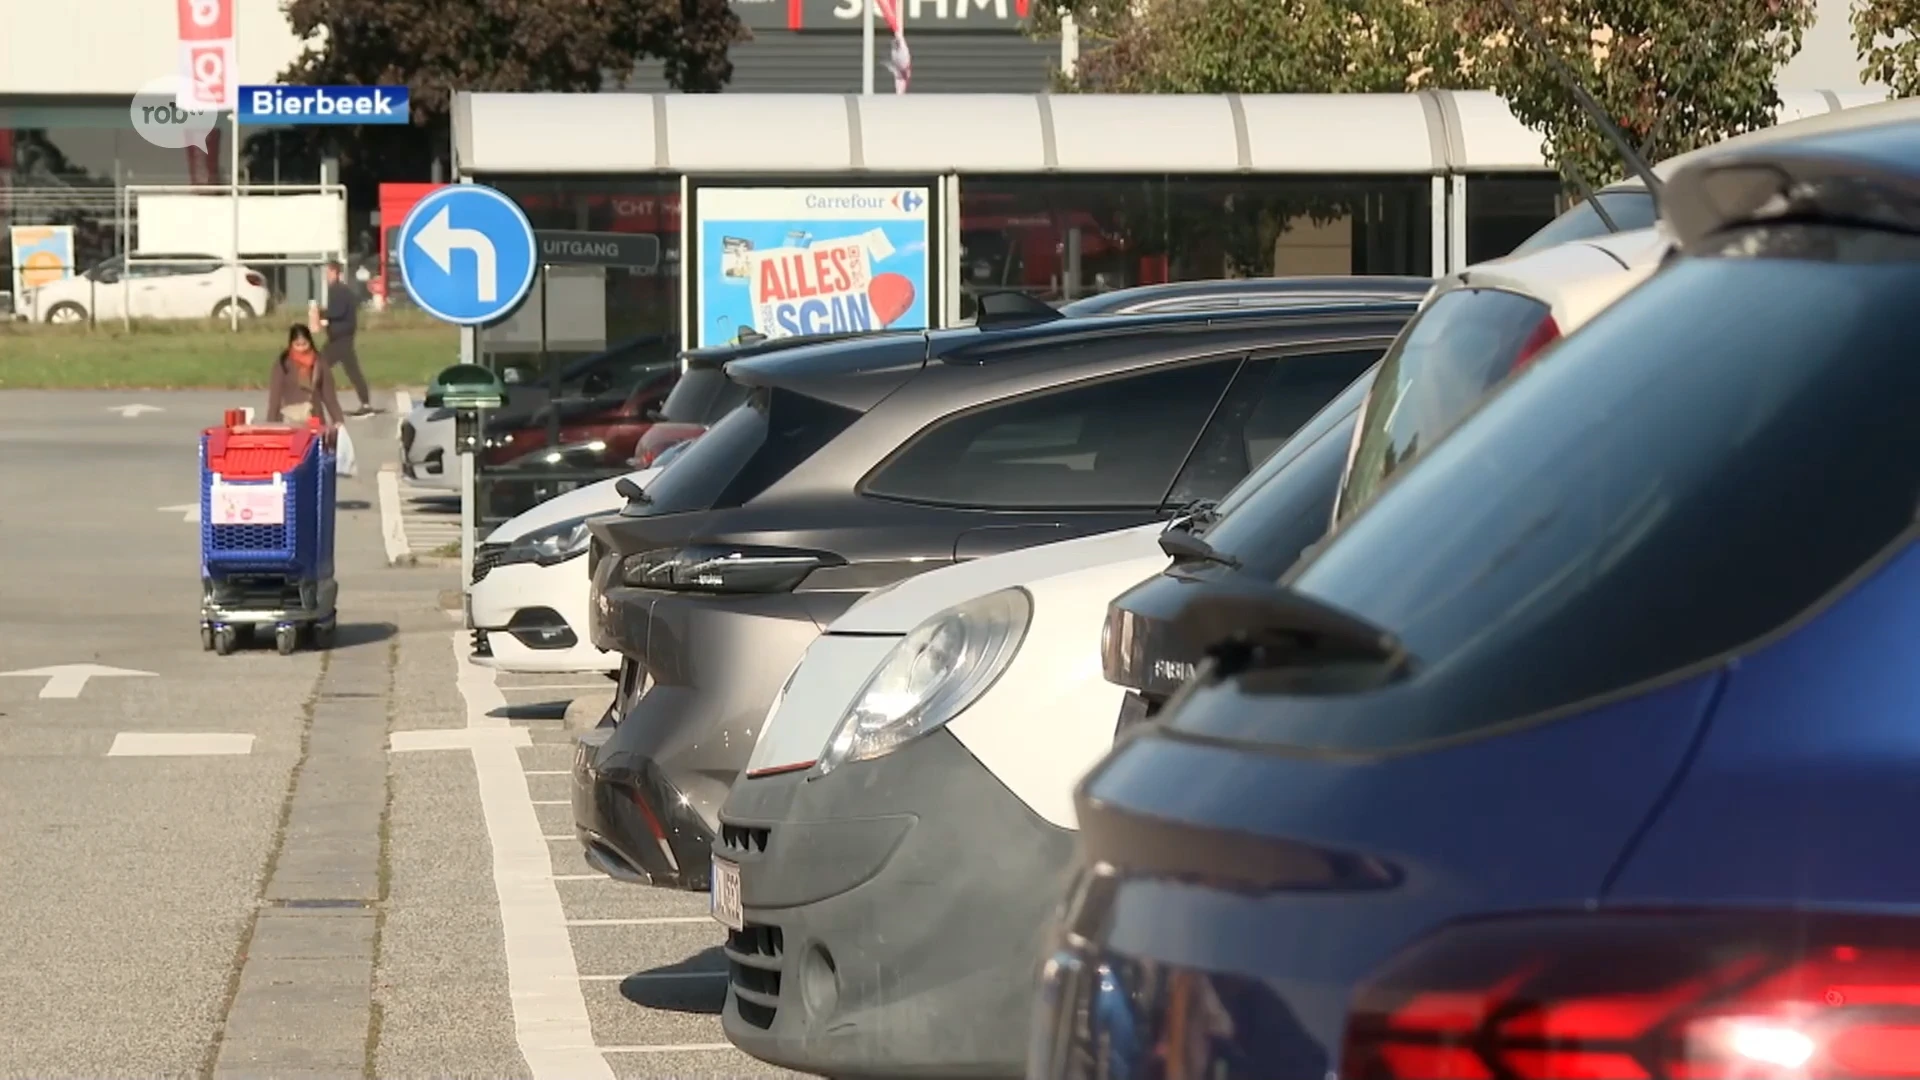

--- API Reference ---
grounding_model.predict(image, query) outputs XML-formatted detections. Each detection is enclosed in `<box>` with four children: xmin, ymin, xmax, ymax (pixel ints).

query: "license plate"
<box><xmin>710</xmin><ymin>856</ymin><xmax>743</xmax><ymax>931</ymax></box>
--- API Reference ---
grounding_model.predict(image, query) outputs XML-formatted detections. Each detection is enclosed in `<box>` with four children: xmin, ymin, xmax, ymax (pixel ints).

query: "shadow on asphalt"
<box><xmin>330</xmin><ymin>621</ymin><xmax>397</xmax><ymax>649</ymax></box>
<box><xmin>337</xmin><ymin>499</ymin><xmax>372</xmax><ymax>511</ymax></box>
<box><xmin>621</xmin><ymin>946</ymin><xmax>729</xmax><ymax>1015</ymax></box>
<box><xmin>488</xmin><ymin>700</ymin><xmax>571</xmax><ymax>721</ymax></box>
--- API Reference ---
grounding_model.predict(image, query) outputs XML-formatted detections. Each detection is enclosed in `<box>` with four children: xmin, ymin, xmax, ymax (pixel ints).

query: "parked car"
<box><xmin>574</xmin><ymin>299</ymin><xmax>1421</xmax><ymax>893</ymax></box>
<box><xmin>28</xmin><ymin>253</ymin><xmax>270</xmax><ymax>323</ymax></box>
<box><xmin>1056</xmin><ymin>275</ymin><xmax>1434</xmax><ymax>316</ymax></box>
<box><xmin>1107</xmin><ymin>224</ymin><xmax>1670</xmax><ymax>725</ymax></box>
<box><xmin>469</xmin><ymin>463</ymin><xmax>670</xmax><ymax>675</ymax></box>
<box><xmin>482</xmin><ymin>363</ymin><xmax>679</xmax><ymax>468</ymax></box>
<box><xmin>402</xmin><ymin>333</ymin><xmax>679</xmax><ymax>492</ymax></box>
<box><xmin>1030</xmin><ymin>121</ymin><xmax>1920</xmax><ymax>1080</ymax></box>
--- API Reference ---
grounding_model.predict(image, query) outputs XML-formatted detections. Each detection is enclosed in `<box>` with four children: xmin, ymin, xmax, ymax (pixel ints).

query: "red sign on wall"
<box><xmin>175</xmin><ymin>0</ymin><xmax>236</xmax><ymax>111</ymax></box>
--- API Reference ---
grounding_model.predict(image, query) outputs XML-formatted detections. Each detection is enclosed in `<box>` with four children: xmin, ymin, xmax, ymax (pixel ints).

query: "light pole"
<box><xmin>861</xmin><ymin>0</ymin><xmax>876</xmax><ymax>94</ymax></box>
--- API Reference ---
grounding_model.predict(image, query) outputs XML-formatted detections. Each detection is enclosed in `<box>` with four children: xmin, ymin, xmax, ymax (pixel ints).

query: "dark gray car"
<box><xmin>572</xmin><ymin>296</ymin><xmax>1424</xmax><ymax>891</ymax></box>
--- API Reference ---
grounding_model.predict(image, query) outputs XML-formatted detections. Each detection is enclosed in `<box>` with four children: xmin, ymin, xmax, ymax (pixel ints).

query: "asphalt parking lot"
<box><xmin>0</xmin><ymin>390</ymin><xmax>796</xmax><ymax>1078</ymax></box>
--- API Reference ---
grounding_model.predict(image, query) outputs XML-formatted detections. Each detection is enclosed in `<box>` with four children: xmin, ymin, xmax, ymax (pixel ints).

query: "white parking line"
<box><xmin>452</xmin><ymin>633</ymin><xmax>613</xmax><ymax>1080</ymax></box>
<box><xmin>531</xmin><ymin>800</ymin><xmax>568</xmax><ymax>806</ymax></box>
<box><xmin>579</xmin><ymin>972</ymin><xmax>727</xmax><ymax>982</ymax></box>
<box><xmin>591</xmin><ymin>1037</ymin><xmax>733</xmax><ymax>1045</ymax></box>
<box><xmin>567</xmin><ymin>917</ymin><xmax>712</xmax><ymax>926</ymax></box>
<box><xmin>393</xmin><ymin>389</ymin><xmax>413</xmax><ymax>438</ymax></box>
<box><xmin>544</xmin><ymin>834</ymin><xmax>577</xmax><ymax>841</ymax></box>
<box><xmin>107</xmin><ymin>732</ymin><xmax>254</xmax><ymax>757</ymax></box>
<box><xmin>377</xmin><ymin>467</ymin><xmax>411</xmax><ymax>565</ymax></box>
<box><xmin>499</xmin><ymin>683</ymin><xmax>615</xmax><ymax>692</ymax></box>
<box><xmin>525</xmin><ymin>770</ymin><xmax>570</xmax><ymax>776</ymax></box>
<box><xmin>551</xmin><ymin>874</ymin><xmax>607</xmax><ymax>881</ymax></box>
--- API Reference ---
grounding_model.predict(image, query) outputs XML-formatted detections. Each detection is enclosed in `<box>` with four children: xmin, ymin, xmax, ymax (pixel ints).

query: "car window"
<box><xmin>623</xmin><ymin>388</ymin><xmax>860</xmax><ymax>516</ymax></box>
<box><xmin>1333</xmin><ymin>289</ymin><xmax>1556</xmax><ymax>526</ymax></box>
<box><xmin>1202</xmin><ymin>408</ymin><xmax>1360</xmax><ymax>578</ymax></box>
<box><xmin>1178</xmin><ymin>236</ymin><xmax>1920</xmax><ymax>753</ymax></box>
<box><xmin>1508</xmin><ymin>190</ymin><xmax>1659</xmax><ymax>256</ymax></box>
<box><xmin>864</xmin><ymin>357</ymin><xmax>1241</xmax><ymax>510</ymax></box>
<box><xmin>1210</xmin><ymin>364</ymin><xmax>1376</xmax><ymax>523</ymax></box>
<box><xmin>660</xmin><ymin>367</ymin><xmax>729</xmax><ymax>423</ymax></box>
<box><xmin>1166</xmin><ymin>347</ymin><xmax>1385</xmax><ymax>506</ymax></box>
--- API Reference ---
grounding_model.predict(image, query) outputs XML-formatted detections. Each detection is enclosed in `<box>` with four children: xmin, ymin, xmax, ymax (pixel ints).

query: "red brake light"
<box><xmin>245</xmin><ymin>271</ymin><xmax>265</xmax><ymax>287</ymax></box>
<box><xmin>1511</xmin><ymin>314</ymin><xmax>1562</xmax><ymax>372</ymax></box>
<box><xmin>1344</xmin><ymin>912</ymin><xmax>1920</xmax><ymax>1080</ymax></box>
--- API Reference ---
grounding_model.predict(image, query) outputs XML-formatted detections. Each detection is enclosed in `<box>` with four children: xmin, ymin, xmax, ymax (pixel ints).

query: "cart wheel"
<box><xmin>275</xmin><ymin>625</ymin><xmax>299</xmax><ymax>655</ymax></box>
<box><xmin>200</xmin><ymin>623</ymin><xmax>215</xmax><ymax>652</ymax></box>
<box><xmin>313</xmin><ymin>620</ymin><xmax>336</xmax><ymax>650</ymax></box>
<box><xmin>214</xmin><ymin>626</ymin><xmax>238</xmax><ymax>656</ymax></box>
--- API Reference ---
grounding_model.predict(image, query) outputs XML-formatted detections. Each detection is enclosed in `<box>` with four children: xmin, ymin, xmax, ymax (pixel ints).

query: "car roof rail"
<box><xmin>974</xmin><ymin>290</ymin><xmax>1066</xmax><ymax>330</ymax></box>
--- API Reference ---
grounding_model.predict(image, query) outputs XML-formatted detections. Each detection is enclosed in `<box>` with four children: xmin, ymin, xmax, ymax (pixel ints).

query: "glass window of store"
<box><xmin>1464</xmin><ymin>173</ymin><xmax>1565</xmax><ymax>266</ymax></box>
<box><xmin>955</xmin><ymin>174</ymin><xmax>1433</xmax><ymax>317</ymax></box>
<box><xmin>471</xmin><ymin>176</ymin><xmax>684</xmax><ymax>525</ymax></box>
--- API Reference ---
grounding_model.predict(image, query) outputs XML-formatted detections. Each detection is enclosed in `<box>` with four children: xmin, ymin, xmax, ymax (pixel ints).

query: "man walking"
<box><xmin>320</xmin><ymin>260</ymin><xmax>377</xmax><ymax>416</ymax></box>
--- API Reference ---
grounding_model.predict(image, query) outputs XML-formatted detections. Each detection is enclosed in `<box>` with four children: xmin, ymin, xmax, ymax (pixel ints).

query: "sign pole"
<box><xmin>862</xmin><ymin>0</ymin><xmax>876</xmax><ymax>94</ymax></box>
<box><xmin>229</xmin><ymin>4</ymin><xmax>240</xmax><ymax>332</ymax></box>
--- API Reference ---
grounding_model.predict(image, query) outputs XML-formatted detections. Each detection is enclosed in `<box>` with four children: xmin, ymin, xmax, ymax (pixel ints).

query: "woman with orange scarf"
<box><xmin>266</xmin><ymin>323</ymin><xmax>347</xmax><ymax>426</ymax></box>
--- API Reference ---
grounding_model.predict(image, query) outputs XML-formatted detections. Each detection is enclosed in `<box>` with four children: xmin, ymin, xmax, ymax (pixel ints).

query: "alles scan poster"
<box><xmin>695</xmin><ymin>186</ymin><xmax>931</xmax><ymax>347</ymax></box>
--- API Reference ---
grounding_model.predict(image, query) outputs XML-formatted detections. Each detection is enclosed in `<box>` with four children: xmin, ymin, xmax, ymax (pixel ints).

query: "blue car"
<box><xmin>1029</xmin><ymin>124</ymin><xmax>1920</xmax><ymax>1079</ymax></box>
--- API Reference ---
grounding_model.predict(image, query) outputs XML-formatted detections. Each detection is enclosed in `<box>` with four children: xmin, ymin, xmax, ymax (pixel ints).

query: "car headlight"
<box><xmin>495</xmin><ymin>514</ymin><xmax>597</xmax><ymax>569</ymax></box>
<box><xmin>814</xmin><ymin>587</ymin><xmax>1032</xmax><ymax>776</ymax></box>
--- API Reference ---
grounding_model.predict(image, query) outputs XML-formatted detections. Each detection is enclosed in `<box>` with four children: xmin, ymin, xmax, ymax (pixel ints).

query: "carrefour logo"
<box><xmin>893</xmin><ymin>190</ymin><xmax>925</xmax><ymax>213</ymax></box>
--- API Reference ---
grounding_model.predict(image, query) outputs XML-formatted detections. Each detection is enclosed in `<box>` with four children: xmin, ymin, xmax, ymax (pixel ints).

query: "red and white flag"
<box><xmin>175</xmin><ymin>0</ymin><xmax>236</xmax><ymax>111</ymax></box>
<box><xmin>873</xmin><ymin>0</ymin><xmax>912</xmax><ymax>93</ymax></box>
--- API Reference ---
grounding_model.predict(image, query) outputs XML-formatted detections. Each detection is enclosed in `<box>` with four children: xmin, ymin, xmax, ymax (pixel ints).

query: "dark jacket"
<box><xmin>323</xmin><ymin>279</ymin><xmax>358</xmax><ymax>338</ymax></box>
<box><xmin>266</xmin><ymin>351</ymin><xmax>346</xmax><ymax>426</ymax></box>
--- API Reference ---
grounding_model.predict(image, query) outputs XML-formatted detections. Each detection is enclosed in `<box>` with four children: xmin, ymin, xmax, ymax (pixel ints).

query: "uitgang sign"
<box><xmin>748</xmin><ymin>230</ymin><xmax>918</xmax><ymax>337</ymax></box>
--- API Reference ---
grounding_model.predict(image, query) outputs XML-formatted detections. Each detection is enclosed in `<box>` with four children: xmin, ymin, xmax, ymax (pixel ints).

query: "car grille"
<box><xmin>719</xmin><ymin>823</ymin><xmax>770</xmax><ymax>856</ymax></box>
<box><xmin>471</xmin><ymin>542</ymin><xmax>506</xmax><ymax>584</ymax></box>
<box><xmin>724</xmin><ymin>922</ymin><xmax>784</xmax><ymax>1030</ymax></box>
<box><xmin>471</xmin><ymin>628</ymin><xmax>491</xmax><ymax>657</ymax></box>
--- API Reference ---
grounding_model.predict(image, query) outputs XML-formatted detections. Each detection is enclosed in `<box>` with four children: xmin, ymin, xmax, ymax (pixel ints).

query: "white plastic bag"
<box><xmin>335</xmin><ymin>423</ymin><xmax>358</xmax><ymax>478</ymax></box>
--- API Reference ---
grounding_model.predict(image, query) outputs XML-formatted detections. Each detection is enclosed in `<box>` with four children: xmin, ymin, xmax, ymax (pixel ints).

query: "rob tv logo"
<box><xmin>129</xmin><ymin>75</ymin><xmax>219</xmax><ymax>151</ymax></box>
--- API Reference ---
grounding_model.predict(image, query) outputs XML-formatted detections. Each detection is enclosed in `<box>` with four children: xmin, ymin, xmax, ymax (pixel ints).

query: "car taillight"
<box><xmin>1511</xmin><ymin>315</ymin><xmax>1562</xmax><ymax>373</ymax></box>
<box><xmin>618</xmin><ymin>544</ymin><xmax>843</xmax><ymax>594</ymax></box>
<box><xmin>1344</xmin><ymin>911</ymin><xmax>1920</xmax><ymax>1080</ymax></box>
<box><xmin>245</xmin><ymin>271</ymin><xmax>265</xmax><ymax>287</ymax></box>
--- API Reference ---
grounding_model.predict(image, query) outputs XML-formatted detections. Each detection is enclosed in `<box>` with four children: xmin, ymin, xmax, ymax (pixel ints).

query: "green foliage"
<box><xmin>1442</xmin><ymin>0</ymin><xmax>1816</xmax><ymax>192</ymax></box>
<box><xmin>265</xmin><ymin>0</ymin><xmax>746</xmax><ymax>199</ymax></box>
<box><xmin>1853</xmin><ymin>0</ymin><xmax>1920</xmax><ymax>96</ymax></box>
<box><xmin>1050</xmin><ymin>0</ymin><xmax>1472</xmax><ymax>94</ymax></box>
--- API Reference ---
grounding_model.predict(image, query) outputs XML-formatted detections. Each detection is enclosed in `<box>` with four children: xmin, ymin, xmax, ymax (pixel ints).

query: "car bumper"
<box><xmin>576</xmin><ymin>579</ymin><xmax>860</xmax><ymax>890</ymax></box>
<box><xmin>468</xmin><ymin>558</ymin><xmax>616</xmax><ymax>674</ymax></box>
<box><xmin>716</xmin><ymin>727</ymin><xmax>1074</xmax><ymax>1080</ymax></box>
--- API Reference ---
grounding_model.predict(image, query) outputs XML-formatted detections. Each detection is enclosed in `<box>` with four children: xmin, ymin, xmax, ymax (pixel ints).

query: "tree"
<box><xmin>1853</xmin><ymin>0</ymin><xmax>1920</xmax><ymax>96</ymax></box>
<box><xmin>1441</xmin><ymin>0</ymin><xmax>1817</xmax><ymax>193</ymax></box>
<box><xmin>1039</xmin><ymin>0</ymin><xmax>1468</xmax><ymax>95</ymax></box>
<box><xmin>263</xmin><ymin>0</ymin><xmax>746</xmax><ymax>209</ymax></box>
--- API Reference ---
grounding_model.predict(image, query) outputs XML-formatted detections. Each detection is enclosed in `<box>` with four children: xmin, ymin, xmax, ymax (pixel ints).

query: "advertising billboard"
<box><xmin>9</xmin><ymin>225</ymin><xmax>76</xmax><ymax>310</ymax></box>
<box><xmin>694</xmin><ymin>185</ymin><xmax>932</xmax><ymax>347</ymax></box>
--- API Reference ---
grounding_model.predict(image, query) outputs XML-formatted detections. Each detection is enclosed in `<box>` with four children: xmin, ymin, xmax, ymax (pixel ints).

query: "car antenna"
<box><xmin>974</xmin><ymin>290</ymin><xmax>1065</xmax><ymax>329</ymax></box>
<box><xmin>1495</xmin><ymin>0</ymin><xmax>1665</xmax><ymax>219</ymax></box>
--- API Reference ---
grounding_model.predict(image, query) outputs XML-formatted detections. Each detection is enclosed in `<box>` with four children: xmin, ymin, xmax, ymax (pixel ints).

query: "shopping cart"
<box><xmin>199</xmin><ymin>409</ymin><xmax>339</xmax><ymax>655</ymax></box>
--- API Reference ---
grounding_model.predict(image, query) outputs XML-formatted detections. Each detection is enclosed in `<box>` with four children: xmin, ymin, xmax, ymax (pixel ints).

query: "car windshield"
<box><xmin>1173</xmin><ymin>230</ymin><xmax>1920</xmax><ymax>753</ymax></box>
<box><xmin>621</xmin><ymin>387</ymin><xmax>860</xmax><ymax>516</ymax></box>
<box><xmin>1508</xmin><ymin>189</ymin><xmax>1659</xmax><ymax>256</ymax></box>
<box><xmin>660</xmin><ymin>366</ymin><xmax>750</xmax><ymax>424</ymax></box>
<box><xmin>1332</xmin><ymin>288</ymin><xmax>1557</xmax><ymax>525</ymax></box>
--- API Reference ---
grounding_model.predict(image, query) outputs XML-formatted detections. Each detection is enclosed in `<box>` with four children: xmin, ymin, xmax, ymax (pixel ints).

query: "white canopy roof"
<box><xmin>453</xmin><ymin>89</ymin><xmax>1878</xmax><ymax>176</ymax></box>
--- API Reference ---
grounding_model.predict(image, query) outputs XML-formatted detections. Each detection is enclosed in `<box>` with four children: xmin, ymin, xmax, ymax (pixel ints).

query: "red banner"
<box><xmin>176</xmin><ymin>0</ymin><xmax>236</xmax><ymax>111</ymax></box>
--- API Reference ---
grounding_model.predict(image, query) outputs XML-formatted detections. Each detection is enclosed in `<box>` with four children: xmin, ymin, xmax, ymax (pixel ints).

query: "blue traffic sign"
<box><xmin>397</xmin><ymin>185</ymin><xmax>537</xmax><ymax>326</ymax></box>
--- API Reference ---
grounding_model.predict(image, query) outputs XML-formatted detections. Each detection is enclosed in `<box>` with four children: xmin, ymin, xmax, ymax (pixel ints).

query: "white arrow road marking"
<box><xmin>414</xmin><ymin>205</ymin><xmax>499</xmax><ymax>303</ymax></box>
<box><xmin>110</xmin><ymin>404</ymin><xmax>163</xmax><ymax>418</ymax></box>
<box><xmin>159</xmin><ymin>503</ymin><xmax>200</xmax><ymax>523</ymax></box>
<box><xmin>0</xmin><ymin>664</ymin><xmax>157</xmax><ymax>699</ymax></box>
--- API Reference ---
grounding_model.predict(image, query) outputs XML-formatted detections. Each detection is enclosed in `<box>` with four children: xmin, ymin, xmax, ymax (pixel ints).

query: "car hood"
<box><xmin>482</xmin><ymin>464</ymin><xmax>664</xmax><ymax>543</ymax></box>
<box><xmin>830</xmin><ymin>522</ymin><xmax>1168</xmax><ymax>634</ymax></box>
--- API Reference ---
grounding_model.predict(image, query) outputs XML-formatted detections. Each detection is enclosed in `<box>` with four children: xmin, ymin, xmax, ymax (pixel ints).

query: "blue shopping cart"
<box><xmin>199</xmin><ymin>410</ymin><xmax>339</xmax><ymax>655</ymax></box>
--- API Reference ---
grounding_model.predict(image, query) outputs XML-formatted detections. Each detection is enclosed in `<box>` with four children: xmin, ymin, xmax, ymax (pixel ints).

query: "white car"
<box><xmin>469</xmin><ymin>464</ymin><xmax>665</xmax><ymax>674</ymax></box>
<box><xmin>28</xmin><ymin>254</ymin><xmax>270</xmax><ymax>323</ymax></box>
<box><xmin>399</xmin><ymin>404</ymin><xmax>459</xmax><ymax>492</ymax></box>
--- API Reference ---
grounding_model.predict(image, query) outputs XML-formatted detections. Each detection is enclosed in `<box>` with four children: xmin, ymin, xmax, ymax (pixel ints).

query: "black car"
<box><xmin>1056</xmin><ymin>275</ymin><xmax>1434</xmax><ymax>317</ymax></box>
<box><xmin>1032</xmin><ymin>120</ymin><xmax>1920</xmax><ymax>1080</ymax></box>
<box><xmin>572</xmin><ymin>298</ymin><xmax>1422</xmax><ymax>894</ymax></box>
